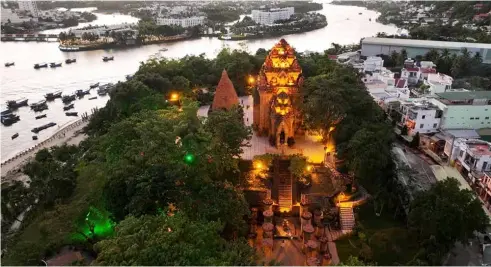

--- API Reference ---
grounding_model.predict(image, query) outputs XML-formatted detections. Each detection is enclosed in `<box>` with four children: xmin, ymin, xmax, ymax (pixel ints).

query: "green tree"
<box><xmin>410</xmin><ymin>132</ymin><xmax>420</xmax><ymax>148</ymax></box>
<box><xmin>401</xmin><ymin>125</ymin><xmax>408</xmax><ymax>136</ymax></box>
<box><xmin>408</xmin><ymin>178</ymin><xmax>489</xmax><ymax>265</ymax></box>
<box><xmin>93</xmin><ymin>213</ymin><xmax>256</xmax><ymax>266</ymax></box>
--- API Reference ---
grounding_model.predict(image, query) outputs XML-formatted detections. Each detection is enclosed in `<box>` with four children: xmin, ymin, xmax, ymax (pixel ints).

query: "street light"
<box><xmin>248</xmin><ymin>75</ymin><xmax>255</xmax><ymax>85</ymax></box>
<box><xmin>170</xmin><ymin>93</ymin><xmax>179</xmax><ymax>102</ymax></box>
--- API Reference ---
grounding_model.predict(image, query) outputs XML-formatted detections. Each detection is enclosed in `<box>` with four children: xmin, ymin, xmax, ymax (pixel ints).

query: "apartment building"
<box><xmin>17</xmin><ymin>0</ymin><xmax>39</xmax><ymax>17</ymax></box>
<box><xmin>423</xmin><ymin>73</ymin><xmax>453</xmax><ymax>95</ymax></box>
<box><xmin>156</xmin><ymin>16</ymin><xmax>205</xmax><ymax>28</ymax></box>
<box><xmin>448</xmin><ymin>138</ymin><xmax>491</xmax><ymax>180</ymax></box>
<box><xmin>251</xmin><ymin>7</ymin><xmax>294</xmax><ymax>25</ymax></box>
<box><xmin>398</xmin><ymin>99</ymin><xmax>443</xmax><ymax>135</ymax></box>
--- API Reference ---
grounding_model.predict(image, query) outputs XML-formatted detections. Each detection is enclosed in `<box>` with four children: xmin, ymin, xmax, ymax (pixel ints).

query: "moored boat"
<box><xmin>6</xmin><ymin>98</ymin><xmax>28</xmax><ymax>109</ymax></box>
<box><xmin>88</xmin><ymin>96</ymin><xmax>97</xmax><ymax>100</ymax></box>
<box><xmin>45</xmin><ymin>90</ymin><xmax>62</xmax><ymax>100</ymax></box>
<box><xmin>11</xmin><ymin>133</ymin><xmax>19</xmax><ymax>139</ymax></box>
<box><xmin>89</xmin><ymin>82</ymin><xmax>99</xmax><ymax>89</ymax></box>
<box><xmin>32</xmin><ymin>136</ymin><xmax>38</xmax><ymax>140</ymax></box>
<box><xmin>5</xmin><ymin>62</ymin><xmax>14</xmax><ymax>67</ymax></box>
<box><xmin>30</xmin><ymin>100</ymin><xmax>48</xmax><ymax>112</ymax></box>
<box><xmin>65</xmin><ymin>112</ymin><xmax>78</xmax><ymax>117</ymax></box>
<box><xmin>49</xmin><ymin>62</ymin><xmax>62</xmax><ymax>68</ymax></box>
<box><xmin>102</xmin><ymin>56</ymin><xmax>114</xmax><ymax>62</ymax></box>
<box><xmin>31</xmin><ymin>122</ymin><xmax>56</xmax><ymax>133</ymax></box>
<box><xmin>35</xmin><ymin>114</ymin><xmax>47</xmax><ymax>119</ymax></box>
<box><xmin>61</xmin><ymin>94</ymin><xmax>76</xmax><ymax>104</ymax></box>
<box><xmin>65</xmin><ymin>58</ymin><xmax>76</xmax><ymax>64</ymax></box>
<box><xmin>63</xmin><ymin>103</ymin><xmax>75</xmax><ymax>111</ymax></box>
<box><xmin>34</xmin><ymin>63</ymin><xmax>48</xmax><ymax>69</ymax></box>
<box><xmin>1</xmin><ymin>114</ymin><xmax>20</xmax><ymax>125</ymax></box>
<box><xmin>75</xmin><ymin>89</ymin><xmax>89</xmax><ymax>97</ymax></box>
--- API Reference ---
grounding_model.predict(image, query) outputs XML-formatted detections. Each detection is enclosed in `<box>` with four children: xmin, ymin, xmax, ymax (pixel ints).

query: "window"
<box><xmin>420</xmin><ymin>124</ymin><xmax>424</xmax><ymax>129</ymax></box>
<box><xmin>470</xmin><ymin>117</ymin><xmax>475</xmax><ymax>120</ymax></box>
<box><xmin>486</xmin><ymin>117</ymin><xmax>489</xmax><ymax>120</ymax></box>
<box><xmin>422</xmin><ymin>115</ymin><xmax>426</xmax><ymax>119</ymax></box>
<box><xmin>433</xmin><ymin>123</ymin><xmax>438</xmax><ymax>128</ymax></box>
<box><xmin>476</xmin><ymin>117</ymin><xmax>480</xmax><ymax>120</ymax></box>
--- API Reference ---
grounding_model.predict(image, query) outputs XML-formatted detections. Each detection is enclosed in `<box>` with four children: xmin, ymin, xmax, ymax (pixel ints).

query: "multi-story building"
<box><xmin>398</xmin><ymin>99</ymin><xmax>443</xmax><ymax>135</ymax></box>
<box><xmin>156</xmin><ymin>16</ymin><xmax>205</xmax><ymax>28</ymax></box>
<box><xmin>251</xmin><ymin>7</ymin><xmax>294</xmax><ymax>25</ymax></box>
<box><xmin>424</xmin><ymin>73</ymin><xmax>453</xmax><ymax>95</ymax></box>
<box><xmin>448</xmin><ymin>138</ymin><xmax>491</xmax><ymax>180</ymax></box>
<box><xmin>477</xmin><ymin>172</ymin><xmax>491</xmax><ymax>212</ymax></box>
<box><xmin>17</xmin><ymin>0</ymin><xmax>39</xmax><ymax>17</ymax></box>
<box><xmin>430</xmin><ymin>91</ymin><xmax>491</xmax><ymax>129</ymax></box>
<box><xmin>363</xmin><ymin>56</ymin><xmax>384</xmax><ymax>72</ymax></box>
<box><xmin>363</xmin><ymin>67</ymin><xmax>410</xmax><ymax>109</ymax></box>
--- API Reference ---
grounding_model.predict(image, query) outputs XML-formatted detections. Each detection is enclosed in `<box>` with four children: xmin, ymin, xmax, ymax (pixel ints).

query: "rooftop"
<box><xmin>436</xmin><ymin>91</ymin><xmax>491</xmax><ymax>101</ymax></box>
<box><xmin>427</xmin><ymin>73</ymin><xmax>453</xmax><ymax>85</ymax></box>
<box><xmin>363</xmin><ymin>37</ymin><xmax>491</xmax><ymax>50</ymax></box>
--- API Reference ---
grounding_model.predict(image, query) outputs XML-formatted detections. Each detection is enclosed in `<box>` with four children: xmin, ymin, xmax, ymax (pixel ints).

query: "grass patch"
<box><xmin>335</xmin><ymin>201</ymin><xmax>420</xmax><ymax>265</ymax></box>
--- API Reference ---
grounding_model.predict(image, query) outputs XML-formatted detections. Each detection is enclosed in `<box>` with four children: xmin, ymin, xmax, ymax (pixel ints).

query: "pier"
<box><xmin>1</xmin><ymin>34</ymin><xmax>58</xmax><ymax>42</ymax></box>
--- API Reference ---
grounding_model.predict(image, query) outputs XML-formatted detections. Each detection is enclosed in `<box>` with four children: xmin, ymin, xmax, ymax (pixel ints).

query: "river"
<box><xmin>0</xmin><ymin>2</ymin><xmax>403</xmax><ymax>161</ymax></box>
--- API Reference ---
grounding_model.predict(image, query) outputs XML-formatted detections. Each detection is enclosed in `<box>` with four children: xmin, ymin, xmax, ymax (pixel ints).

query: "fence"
<box><xmin>1</xmin><ymin>116</ymin><xmax>89</xmax><ymax>167</ymax></box>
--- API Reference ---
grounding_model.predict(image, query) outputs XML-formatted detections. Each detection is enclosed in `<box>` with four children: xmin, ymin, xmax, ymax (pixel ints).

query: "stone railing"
<box><xmin>0</xmin><ymin>118</ymin><xmax>87</xmax><ymax>166</ymax></box>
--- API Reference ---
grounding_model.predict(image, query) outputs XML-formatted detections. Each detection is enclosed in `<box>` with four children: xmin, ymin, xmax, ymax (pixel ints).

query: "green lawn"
<box><xmin>336</xmin><ymin>202</ymin><xmax>420</xmax><ymax>265</ymax></box>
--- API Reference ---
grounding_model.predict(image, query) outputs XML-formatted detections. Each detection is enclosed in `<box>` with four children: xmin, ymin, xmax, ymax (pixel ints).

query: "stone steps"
<box><xmin>339</xmin><ymin>206</ymin><xmax>355</xmax><ymax>232</ymax></box>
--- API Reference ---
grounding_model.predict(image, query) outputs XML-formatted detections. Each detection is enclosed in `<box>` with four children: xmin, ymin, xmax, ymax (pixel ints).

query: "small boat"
<box><xmin>1</xmin><ymin>114</ymin><xmax>20</xmax><ymax>125</ymax></box>
<box><xmin>359</xmin><ymin>12</ymin><xmax>362</xmax><ymax>15</ymax></box>
<box><xmin>88</xmin><ymin>96</ymin><xmax>97</xmax><ymax>100</ymax></box>
<box><xmin>32</xmin><ymin>136</ymin><xmax>38</xmax><ymax>140</ymax></box>
<box><xmin>75</xmin><ymin>89</ymin><xmax>90</xmax><ymax>97</ymax></box>
<box><xmin>34</xmin><ymin>63</ymin><xmax>48</xmax><ymax>69</ymax></box>
<box><xmin>89</xmin><ymin>82</ymin><xmax>100</xmax><ymax>89</ymax></box>
<box><xmin>45</xmin><ymin>90</ymin><xmax>62</xmax><ymax>100</ymax></box>
<box><xmin>61</xmin><ymin>94</ymin><xmax>76</xmax><ymax>104</ymax></box>
<box><xmin>102</xmin><ymin>56</ymin><xmax>114</xmax><ymax>62</ymax></box>
<box><xmin>65</xmin><ymin>112</ymin><xmax>78</xmax><ymax>117</ymax></box>
<box><xmin>5</xmin><ymin>62</ymin><xmax>14</xmax><ymax>67</ymax></box>
<box><xmin>35</xmin><ymin>114</ymin><xmax>47</xmax><ymax>119</ymax></box>
<box><xmin>31</xmin><ymin>122</ymin><xmax>56</xmax><ymax>133</ymax></box>
<box><xmin>11</xmin><ymin>133</ymin><xmax>19</xmax><ymax>139</ymax></box>
<box><xmin>159</xmin><ymin>48</ymin><xmax>168</xmax><ymax>52</ymax></box>
<box><xmin>63</xmin><ymin>103</ymin><xmax>74</xmax><ymax>111</ymax></box>
<box><xmin>30</xmin><ymin>100</ymin><xmax>48</xmax><ymax>112</ymax></box>
<box><xmin>369</xmin><ymin>18</ymin><xmax>372</xmax><ymax>21</ymax></box>
<box><xmin>6</xmin><ymin>98</ymin><xmax>28</xmax><ymax>109</ymax></box>
<box><xmin>30</xmin><ymin>100</ymin><xmax>47</xmax><ymax>109</ymax></box>
<box><xmin>65</xmin><ymin>58</ymin><xmax>76</xmax><ymax>64</ymax></box>
<box><xmin>1</xmin><ymin>110</ymin><xmax>12</xmax><ymax>116</ymax></box>
<box><xmin>49</xmin><ymin>62</ymin><xmax>62</xmax><ymax>68</ymax></box>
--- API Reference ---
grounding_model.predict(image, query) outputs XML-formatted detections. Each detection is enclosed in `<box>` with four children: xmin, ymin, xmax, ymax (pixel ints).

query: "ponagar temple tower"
<box><xmin>210</xmin><ymin>69</ymin><xmax>239</xmax><ymax>111</ymax></box>
<box><xmin>253</xmin><ymin>39</ymin><xmax>303</xmax><ymax>147</ymax></box>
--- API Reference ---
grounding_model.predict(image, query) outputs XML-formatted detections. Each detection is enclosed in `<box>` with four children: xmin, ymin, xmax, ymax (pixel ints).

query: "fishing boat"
<box><xmin>1</xmin><ymin>114</ymin><xmax>20</xmax><ymax>125</ymax></box>
<box><xmin>75</xmin><ymin>89</ymin><xmax>90</xmax><ymax>97</ymax></box>
<box><xmin>102</xmin><ymin>56</ymin><xmax>114</xmax><ymax>62</ymax></box>
<box><xmin>30</xmin><ymin>100</ymin><xmax>48</xmax><ymax>112</ymax></box>
<box><xmin>63</xmin><ymin>103</ymin><xmax>74</xmax><ymax>111</ymax></box>
<box><xmin>1</xmin><ymin>110</ymin><xmax>12</xmax><ymax>116</ymax></box>
<box><xmin>45</xmin><ymin>90</ymin><xmax>62</xmax><ymax>100</ymax></box>
<box><xmin>65</xmin><ymin>112</ymin><xmax>78</xmax><ymax>117</ymax></box>
<box><xmin>11</xmin><ymin>133</ymin><xmax>19</xmax><ymax>139</ymax></box>
<box><xmin>6</xmin><ymin>98</ymin><xmax>28</xmax><ymax>109</ymax></box>
<box><xmin>89</xmin><ymin>82</ymin><xmax>100</xmax><ymax>89</ymax></box>
<box><xmin>31</xmin><ymin>122</ymin><xmax>56</xmax><ymax>133</ymax></box>
<box><xmin>34</xmin><ymin>63</ymin><xmax>48</xmax><ymax>69</ymax></box>
<box><xmin>32</xmin><ymin>136</ymin><xmax>38</xmax><ymax>140</ymax></box>
<box><xmin>65</xmin><ymin>58</ymin><xmax>76</xmax><ymax>64</ymax></box>
<box><xmin>35</xmin><ymin>114</ymin><xmax>47</xmax><ymax>119</ymax></box>
<box><xmin>369</xmin><ymin>18</ymin><xmax>372</xmax><ymax>21</ymax></box>
<box><xmin>88</xmin><ymin>96</ymin><xmax>97</xmax><ymax>100</ymax></box>
<box><xmin>49</xmin><ymin>62</ymin><xmax>62</xmax><ymax>68</ymax></box>
<box><xmin>5</xmin><ymin>62</ymin><xmax>14</xmax><ymax>67</ymax></box>
<box><xmin>61</xmin><ymin>94</ymin><xmax>76</xmax><ymax>104</ymax></box>
<box><xmin>359</xmin><ymin>12</ymin><xmax>362</xmax><ymax>15</ymax></box>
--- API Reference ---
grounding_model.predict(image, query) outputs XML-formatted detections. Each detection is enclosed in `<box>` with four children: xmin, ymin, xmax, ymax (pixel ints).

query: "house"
<box><xmin>363</xmin><ymin>56</ymin><xmax>384</xmax><ymax>72</ymax></box>
<box><xmin>363</xmin><ymin>69</ymin><xmax>410</xmax><ymax>110</ymax></box>
<box><xmin>473</xmin><ymin>13</ymin><xmax>489</xmax><ymax>22</ymax></box>
<box><xmin>401</xmin><ymin>67</ymin><xmax>421</xmax><ymax>85</ymax></box>
<box><xmin>477</xmin><ymin>172</ymin><xmax>491</xmax><ymax>213</ymax></box>
<box><xmin>423</xmin><ymin>73</ymin><xmax>453</xmax><ymax>95</ymax></box>
<box><xmin>397</xmin><ymin>99</ymin><xmax>443</xmax><ymax>135</ymax></box>
<box><xmin>448</xmin><ymin>138</ymin><xmax>491</xmax><ymax>182</ymax></box>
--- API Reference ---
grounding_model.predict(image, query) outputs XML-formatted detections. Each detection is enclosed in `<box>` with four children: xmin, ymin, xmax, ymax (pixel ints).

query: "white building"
<box><xmin>430</xmin><ymin>91</ymin><xmax>491</xmax><ymax>130</ymax></box>
<box><xmin>17</xmin><ymin>0</ymin><xmax>39</xmax><ymax>17</ymax></box>
<box><xmin>363</xmin><ymin>68</ymin><xmax>410</xmax><ymax>110</ymax></box>
<box><xmin>363</xmin><ymin>56</ymin><xmax>384</xmax><ymax>72</ymax></box>
<box><xmin>424</xmin><ymin>73</ymin><xmax>453</xmax><ymax>95</ymax></box>
<box><xmin>156</xmin><ymin>16</ymin><xmax>205</xmax><ymax>28</ymax></box>
<box><xmin>251</xmin><ymin>7</ymin><xmax>294</xmax><ymax>25</ymax></box>
<box><xmin>398</xmin><ymin>99</ymin><xmax>443</xmax><ymax>135</ymax></box>
<box><xmin>447</xmin><ymin>138</ymin><xmax>491</xmax><ymax>179</ymax></box>
<box><xmin>70</xmin><ymin>23</ymin><xmax>136</xmax><ymax>38</ymax></box>
<box><xmin>1</xmin><ymin>8</ymin><xmax>31</xmax><ymax>24</ymax></box>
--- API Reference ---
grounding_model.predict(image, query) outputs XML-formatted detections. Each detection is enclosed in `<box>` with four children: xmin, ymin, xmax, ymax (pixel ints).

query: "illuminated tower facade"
<box><xmin>253</xmin><ymin>39</ymin><xmax>303</xmax><ymax>147</ymax></box>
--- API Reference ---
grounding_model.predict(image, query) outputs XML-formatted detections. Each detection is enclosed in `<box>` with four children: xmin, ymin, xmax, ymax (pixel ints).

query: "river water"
<box><xmin>0</xmin><ymin>2</ymin><xmax>402</xmax><ymax>161</ymax></box>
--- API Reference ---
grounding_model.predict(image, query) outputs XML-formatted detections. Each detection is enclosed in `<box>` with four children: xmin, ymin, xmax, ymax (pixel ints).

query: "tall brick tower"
<box><xmin>253</xmin><ymin>39</ymin><xmax>303</xmax><ymax>147</ymax></box>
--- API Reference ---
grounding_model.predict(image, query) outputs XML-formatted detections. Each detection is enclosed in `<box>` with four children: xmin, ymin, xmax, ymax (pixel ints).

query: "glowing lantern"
<box><xmin>255</xmin><ymin>162</ymin><xmax>263</xmax><ymax>170</ymax></box>
<box><xmin>170</xmin><ymin>93</ymin><xmax>179</xmax><ymax>101</ymax></box>
<box><xmin>248</xmin><ymin>76</ymin><xmax>255</xmax><ymax>85</ymax></box>
<box><xmin>306</xmin><ymin>165</ymin><xmax>313</xmax><ymax>172</ymax></box>
<box><xmin>184</xmin><ymin>153</ymin><xmax>195</xmax><ymax>164</ymax></box>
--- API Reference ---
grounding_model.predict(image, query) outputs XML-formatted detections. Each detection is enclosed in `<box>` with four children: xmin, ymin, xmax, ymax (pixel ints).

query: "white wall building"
<box><xmin>363</xmin><ymin>56</ymin><xmax>384</xmax><ymax>72</ymax></box>
<box><xmin>448</xmin><ymin>138</ymin><xmax>491</xmax><ymax>176</ymax></box>
<box><xmin>398</xmin><ymin>99</ymin><xmax>443</xmax><ymax>135</ymax></box>
<box><xmin>251</xmin><ymin>7</ymin><xmax>294</xmax><ymax>25</ymax></box>
<box><xmin>430</xmin><ymin>91</ymin><xmax>491</xmax><ymax>130</ymax></box>
<box><xmin>17</xmin><ymin>0</ymin><xmax>39</xmax><ymax>17</ymax></box>
<box><xmin>156</xmin><ymin>16</ymin><xmax>205</xmax><ymax>28</ymax></box>
<box><xmin>363</xmin><ymin>68</ymin><xmax>410</xmax><ymax>110</ymax></box>
<box><xmin>424</xmin><ymin>73</ymin><xmax>453</xmax><ymax>95</ymax></box>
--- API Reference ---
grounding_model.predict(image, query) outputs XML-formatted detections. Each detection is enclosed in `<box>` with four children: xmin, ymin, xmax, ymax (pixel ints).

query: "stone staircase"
<box><xmin>339</xmin><ymin>206</ymin><xmax>355</xmax><ymax>233</ymax></box>
<box><xmin>276</xmin><ymin>160</ymin><xmax>292</xmax><ymax>211</ymax></box>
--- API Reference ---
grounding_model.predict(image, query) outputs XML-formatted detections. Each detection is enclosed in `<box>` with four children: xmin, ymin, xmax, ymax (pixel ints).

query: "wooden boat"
<box><xmin>6</xmin><ymin>98</ymin><xmax>28</xmax><ymax>109</ymax></box>
<box><xmin>61</xmin><ymin>94</ymin><xmax>76</xmax><ymax>104</ymax></box>
<box><xmin>75</xmin><ymin>89</ymin><xmax>89</xmax><ymax>97</ymax></box>
<box><xmin>65</xmin><ymin>58</ymin><xmax>76</xmax><ymax>64</ymax></box>
<box><xmin>102</xmin><ymin>56</ymin><xmax>114</xmax><ymax>62</ymax></box>
<box><xmin>30</xmin><ymin>100</ymin><xmax>48</xmax><ymax>112</ymax></box>
<box><xmin>63</xmin><ymin>103</ymin><xmax>75</xmax><ymax>111</ymax></box>
<box><xmin>88</xmin><ymin>96</ymin><xmax>97</xmax><ymax>100</ymax></box>
<box><xmin>32</xmin><ymin>136</ymin><xmax>38</xmax><ymax>140</ymax></box>
<box><xmin>1</xmin><ymin>114</ymin><xmax>20</xmax><ymax>125</ymax></box>
<box><xmin>1</xmin><ymin>110</ymin><xmax>12</xmax><ymax>116</ymax></box>
<box><xmin>30</xmin><ymin>100</ymin><xmax>47</xmax><ymax>109</ymax></box>
<box><xmin>34</xmin><ymin>63</ymin><xmax>48</xmax><ymax>69</ymax></box>
<box><xmin>49</xmin><ymin>62</ymin><xmax>62</xmax><ymax>68</ymax></box>
<box><xmin>65</xmin><ymin>112</ymin><xmax>78</xmax><ymax>117</ymax></box>
<box><xmin>35</xmin><ymin>114</ymin><xmax>47</xmax><ymax>119</ymax></box>
<box><xmin>89</xmin><ymin>82</ymin><xmax>100</xmax><ymax>88</ymax></box>
<box><xmin>5</xmin><ymin>62</ymin><xmax>14</xmax><ymax>67</ymax></box>
<box><xmin>45</xmin><ymin>90</ymin><xmax>62</xmax><ymax>100</ymax></box>
<box><xmin>31</xmin><ymin>122</ymin><xmax>56</xmax><ymax>133</ymax></box>
<box><xmin>369</xmin><ymin>18</ymin><xmax>372</xmax><ymax>21</ymax></box>
<box><xmin>11</xmin><ymin>133</ymin><xmax>19</xmax><ymax>139</ymax></box>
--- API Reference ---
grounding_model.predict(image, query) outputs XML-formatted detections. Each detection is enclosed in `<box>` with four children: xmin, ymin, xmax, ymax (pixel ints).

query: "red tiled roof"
<box><xmin>211</xmin><ymin>69</ymin><xmax>239</xmax><ymax>111</ymax></box>
<box><xmin>405</xmin><ymin>67</ymin><xmax>419</xmax><ymax>72</ymax></box>
<box><xmin>421</xmin><ymin>68</ymin><xmax>437</xmax><ymax>74</ymax></box>
<box><xmin>328</xmin><ymin>55</ymin><xmax>338</xmax><ymax>60</ymax></box>
<box><xmin>396</xmin><ymin>79</ymin><xmax>407</xmax><ymax>88</ymax></box>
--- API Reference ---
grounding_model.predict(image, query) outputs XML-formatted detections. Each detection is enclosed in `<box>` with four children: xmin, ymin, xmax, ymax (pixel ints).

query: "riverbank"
<box><xmin>219</xmin><ymin>22</ymin><xmax>328</xmax><ymax>41</ymax></box>
<box><xmin>1</xmin><ymin>118</ymin><xmax>88</xmax><ymax>179</ymax></box>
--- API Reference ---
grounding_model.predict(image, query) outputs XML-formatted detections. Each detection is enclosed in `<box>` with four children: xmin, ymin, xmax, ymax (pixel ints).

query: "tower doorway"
<box><xmin>280</xmin><ymin>130</ymin><xmax>285</xmax><ymax>144</ymax></box>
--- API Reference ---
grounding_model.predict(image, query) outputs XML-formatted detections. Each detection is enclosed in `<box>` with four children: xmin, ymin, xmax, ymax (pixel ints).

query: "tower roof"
<box><xmin>211</xmin><ymin>69</ymin><xmax>239</xmax><ymax>111</ymax></box>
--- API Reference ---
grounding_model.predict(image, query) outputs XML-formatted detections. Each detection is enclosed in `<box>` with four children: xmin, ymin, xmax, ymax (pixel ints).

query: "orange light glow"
<box><xmin>170</xmin><ymin>93</ymin><xmax>179</xmax><ymax>101</ymax></box>
<box><xmin>248</xmin><ymin>76</ymin><xmax>255</xmax><ymax>84</ymax></box>
<box><xmin>255</xmin><ymin>162</ymin><xmax>263</xmax><ymax>170</ymax></box>
<box><xmin>306</xmin><ymin>165</ymin><xmax>313</xmax><ymax>172</ymax></box>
